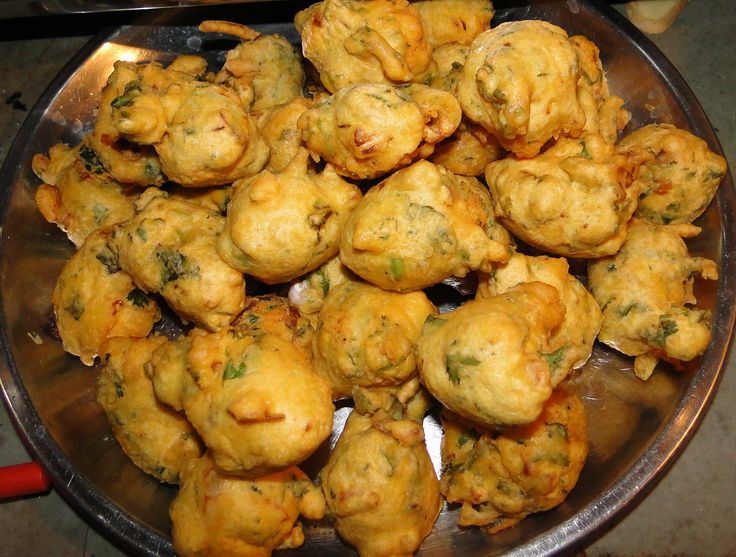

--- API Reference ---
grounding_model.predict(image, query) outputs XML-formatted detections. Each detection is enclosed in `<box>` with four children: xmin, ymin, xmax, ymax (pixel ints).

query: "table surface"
<box><xmin>1</xmin><ymin>1</ymin><xmax>734</xmax><ymax>556</ymax></box>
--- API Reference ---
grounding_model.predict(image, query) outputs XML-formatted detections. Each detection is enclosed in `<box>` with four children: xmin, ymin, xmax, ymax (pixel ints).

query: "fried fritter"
<box><xmin>287</xmin><ymin>256</ymin><xmax>358</xmax><ymax>318</ymax></box>
<box><xmin>312</xmin><ymin>281</ymin><xmax>435</xmax><ymax>397</ymax></box>
<box><xmin>257</xmin><ymin>97</ymin><xmax>312</xmax><ymax>173</ymax></box>
<box><xmin>32</xmin><ymin>140</ymin><xmax>138</xmax><ymax>246</ymax></box>
<box><xmin>111</xmin><ymin>195</ymin><xmax>246</xmax><ymax>331</ymax></box>
<box><xmin>97</xmin><ymin>336</ymin><xmax>202</xmax><ymax>483</ymax></box>
<box><xmin>588</xmin><ymin>218</ymin><xmax>718</xmax><ymax>379</ymax></box>
<box><xmin>181</xmin><ymin>330</ymin><xmax>333</xmax><ymax>476</ymax></box>
<box><xmin>340</xmin><ymin>160</ymin><xmax>512</xmax><ymax>291</ymax></box>
<box><xmin>485</xmin><ymin>133</ymin><xmax>642</xmax><ymax>258</ymax></box>
<box><xmin>298</xmin><ymin>82</ymin><xmax>460</xmax><ymax>179</ymax></box>
<box><xmin>457</xmin><ymin>20</ymin><xmax>586</xmax><ymax>157</ymax></box>
<box><xmin>51</xmin><ymin>228</ymin><xmax>160</xmax><ymax>365</ymax></box>
<box><xmin>217</xmin><ymin>151</ymin><xmax>362</xmax><ymax>284</ymax></box>
<box><xmin>618</xmin><ymin>123</ymin><xmax>727</xmax><ymax>224</ymax></box>
<box><xmin>417</xmin><ymin>282</ymin><xmax>564</xmax><ymax>428</ymax></box>
<box><xmin>440</xmin><ymin>389</ymin><xmax>588</xmax><ymax>533</ymax></box>
<box><xmin>570</xmin><ymin>35</ymin><xmax>630</xmax><ymax>144</ymax></box>
<box><xmin>295</xmin><ymin>0</ymin><xmax>432</xmax><ymax>92</ymax></box>
<box><xmin>202</xmin><ymin>22</ymin><xmax>305</xmax><ymax>112</ymax></box>
<box><xmin>89</xmin><ymin>58</ymin><xmax>205</xmax><ymax>186</ymax></box>
<box><xmin>320</xmin><ymin>411</ymin><xmax>441</xmax><ymax>557</ymax></box>
<box><xmin>171</xmin><ymin>452</ymin><xmax>325</xmax><ymax>557</ymax></box>
<box><xmin>413</xmin><ymin>0</ymin><xmax>494</xmax><ymax>48</ymax></box>
<box><xmin>477</xmin><ymin>252</ymin><xmax>602</xmax><ymax>385</ymax></box>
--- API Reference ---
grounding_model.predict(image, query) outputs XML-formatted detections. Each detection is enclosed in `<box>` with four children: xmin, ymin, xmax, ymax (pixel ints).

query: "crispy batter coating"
<box><xmin>89</xmin><ymin>58</ymin><xmax>205</xmax><ymax>186</ymax></box>
<box><xmin>457</xmin><ymin>20</ymin><xmax>586</xmax><ymax>158</ymax></box>
<box><xmin>164</xmin><ymin>184</ymin><xmax>231</xmax><ymax>214</ymax></box>
<box><xmin>171</xmin><ymin>452</ymin><xmax>325</xmax><ymax>557</ymax></box>
<box><xmin>298</xmin><ymin>83</ymin><xmax>460</xmax><ymax>179</ymax></box>
<box><xmin>204</xmin><ymin>25</ymin><xmax>305</xmax><ymax>113</ymax></box>
<box><xmin>320</xmin><ymin>411</ymin><xmax>441</xmax><ymax>557</ymax></box>
<box><xmin>287</xmin><ymin>256</ymin><xmax>358</xmax><ymax>318</ymax></box>
<box><xmin>32</xmin><ymin>140</ymin><xmax>138</xmax><ymax>246</ymax></box>
<box><xmin>97</xmin><ymin>336</ymin><xmax>202</xmax><ymax>483</ymax></box>
<box><xmin>51</xmin><ymin>229</ymin><xmax>160</xmax><ymax>365</ymax></box>
<box><xmin>233</xmin><ymin>295</ymin><xmax>314</xmax><ymax>363</ymax></box>
<box><xmin>618</xmin><ymin>124</ymin><xmax>727</xmax><ymax>224</ymax></box>
<box><xmin>423</xmin><ymin>43</ymin><xmax>505</xmax><ymax>176</ymax></box>
<box><xmin>588</xmin><ymin>218</ymin><xmax>718</xmax><ymax>379</ymax></box>
<box><xmin>295</xmin><ymin>0</ymin><xmax>432</xmax><ymax>93</ymax></box>
<box><xmin>485</xmin><ymin>133</ymin><xmax>642</xmax><ymax>257</ymax></box>
<box><xmin>257</xmin><ymin>98</ymin><xmax>312</xmax><ymax>172</ymax></box>
<box><xmin>111</xmin><ymin>77</ymin><xmax>269</xmax><ymax>187</ymax></box>
<box><xmin>440</xmin><ymin>389</ymin><xmax>588</xmax><ymax>533</ymax></box>
<box><xmin>413</xmin><ymin>0</ymin><xmax>494</xmax><ymax>48</ymax></box>
<box><xmin>217</xmin><ymin>151</ymin><xmax>362</xmax><ymax>284</ymax></box>
<box><xmin>312</xmin><ymin>281</ymin><xmax>435</xmax><ymax>397</ymax></box>
<box><xmin>111</xmin><ymin>195</ymin><xmax>246</xmax><ymax>331</ymax></box>
<box><xmin>181</xmin><ymin>330</ymin><xmax>333</xmax><ymax>476</ymax></box>
<box><xmin>147</xmin><ymin>333</ymin><xmax>195</xmax><ymax>412</ymax></box>
<box><xmin>478</xmin><ymin>252</ymin><xmax>602</xmax><ymax>385</ymax></box>
<box><xmin>340</xmin><ymin>160</ymin><xmax>512</xmax><ymax>291</ymax></box>
<box><xmin>570</xmin><ymin>35</ymin><xmax>630</xmax><ymax>144</ymax></box>
<box><xmin>417</xmin><ymin>283</ymin><xmax>564</xmax><ymax>427</ymax></box>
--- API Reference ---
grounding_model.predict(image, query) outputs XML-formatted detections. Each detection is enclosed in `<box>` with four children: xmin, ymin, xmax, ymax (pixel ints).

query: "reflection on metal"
<box><xmin>0</xmin><ymin>2</ymin><xmax>734</xmax><ymax>557</ymax></box>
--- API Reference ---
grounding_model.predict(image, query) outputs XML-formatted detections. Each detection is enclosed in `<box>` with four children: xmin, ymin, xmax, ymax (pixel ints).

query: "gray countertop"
<box><xmin>1</xmin><ymin>1</ymin><xmax>734</xmax><ymax>556</ymax></box>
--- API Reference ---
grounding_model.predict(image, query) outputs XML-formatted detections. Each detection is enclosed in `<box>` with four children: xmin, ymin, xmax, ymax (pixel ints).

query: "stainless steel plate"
<box><xmin>1</xmin><ymin>1</ymin><xmax>734</xmax><ymax>556</ymax></box>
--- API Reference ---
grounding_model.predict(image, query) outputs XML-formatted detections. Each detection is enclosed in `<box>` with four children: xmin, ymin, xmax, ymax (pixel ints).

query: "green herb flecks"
<box><xmin>389</xmin><ymin>258</ymin><xmax>404</xmax><ymax>281</ymax></box>
<box><xmin>648</xmin><ymin>316</ymin><xmax>679</xmax><ymax>348</ymax></box>
<box><xmin>703</xmin><ymin>168</ymin><xmax>725</xmax><ymax>182</ymax></box>
<box><xmin>96</xmin><ymin>251</ymin><xmax>120</xmax><ymax>274</ymax></box>
<box><xmin>541</xmin><ymin>346</ymin><xmax>568</xmax><ymax>373</ymax></box>
<box><xmin>156</xmin><ymin>249</ymin><xmax>198</xmax><ymax>285</ymax></box>
<box><xmin>92</xmin><ymin>203</ymin><xmax>109</xmax><ymax>225</ymax></box>
<box><xmin>223</xmin><ymin>359</ymin><xmax>246</xmax><ymax>380</ymax></box>
<box><xmin>111</xmin><ymin>80</ymin><xmax>141</xmax><ymax>109</ymax></box>
<box><xmin>126</xmin><ymin>288</ymin><xmax>149</xmax><ymax>308</ymax></box>
<box><xmin>580</xmin><ymin>140</ymin><xmax>592</xmax><ymax>160</ymax></box>
<box><xmin>65</xmin><ymin>296</ymin><xmax>84</xmax><ymax>321</ymax></box>
<box><xmin>79</xmin><ymin>144</ymin><xmax>105</xmax><ymax>174</ymax></box>
<box><xmin>445</xmin><ymin>353</ymin><xmax>481</xmax><ymax>385</ymax></box>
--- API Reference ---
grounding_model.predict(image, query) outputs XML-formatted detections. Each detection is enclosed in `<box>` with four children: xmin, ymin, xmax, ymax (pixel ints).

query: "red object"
<box><xmin>0</xmin><ymin>462</ymin><xmax>51</xmax><ymax>499</ymax></box>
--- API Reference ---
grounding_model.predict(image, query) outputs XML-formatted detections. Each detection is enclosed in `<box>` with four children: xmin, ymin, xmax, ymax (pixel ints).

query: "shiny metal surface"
<box><xmin>0</xmin><ymin>1</ymin><xmax>734</xmax><ymax>556</ymax></box>
<box><xmin>0</xmin><ymin>0</ymin><xmax>279</xmax><ymax>19</ymax></box>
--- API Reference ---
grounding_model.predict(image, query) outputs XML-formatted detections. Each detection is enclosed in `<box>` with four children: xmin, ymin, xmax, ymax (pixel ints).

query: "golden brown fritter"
<box><xmin>97</xmin><ymin>336</ymin><xmax>202</xmax><ymax>483</ymax></box>
<box><xmin>257</xmin><ymin>97</ymin><xmax>312</xmax><ymax>173</ymax></box>
<box><xmin>416</xmin><ymin>282</ymin><xmax>564</xmax><ymax>428</ymax></box>
<box><xmin>413</xmin><ymin>0</ymin><xmax>494</xmax><ymax>48</ymax></box>
<box><xmin>295</xmin><ymin>0</ymin><xmax>432</xmax><ymax>93</ymax></box>
<box><xmin>298</xmin><ymin>82</ymin><xmax>460</xmax><ymax>179</ymax></box>
<box><xmin>233</xmin><ymin>295</ymin><xmax>314</xmax><ymax>363</ymax></box>
<box><xmin>618</xmin><ymin>123</ymin><xmax>727</xmax><ymax>224</ymax></box>
<box><xmin>570</xmin><ymin>35</ymin><xmax>630</xmax><ymax>144</ymax></box>
<box><xmin>320</xmin><ymin>411</ymin><xmax>441</xmax><ymax>557</ymax></box>
<box><xmin>287</xmin><ymin>256</ymin><xmax>358</xmax><ymax>319</ymax></box>
<box><xmin>312</xmin><ymin>281</ymin><xmax>435</xmax><ymax>397</ymax></box>
<box><xmin>111</xmin><ymin>78</ymin><xmax>269</xmax><ymax>188</ymax></box>
<box><xmin>32</xmin><ymin>140</ymin><xmax>138</xmax><ymax>246</ymax></box>
<box><xmin>51</xmin><ymin>228</ymin><xmax>160</xmax><ymax>365</ymax></box>
<box><xmin>457</xmin><ymin>20</ymin><xmax>586</xmax><ymax>158</ymax></box>
<box><xmin>171</xmin><ymin>452</ymin><xmax>325</xmax><ymax>557</ymax></box>
<box><xmin>440</xmin><ymin>389</ymin><xmax>588</xmax><ymax>533</ymax></box>
<box><xmin>477</xmin><ymin>252</ymin><xmax>603</xmax><ymax>385</ymax></box>
<box><xmin>181</xmin><ymin>330</ymin><xmax>333</xmax><ymax>476</ymax></box>
<box><xmin>110</xmin><ymin>195</ymin><xmax>246</xmax><ymax>331</ymax></box>
<box><xmin>89</xmin><ymin>58</ymin><xmax>205</xmax><ymax>186</ymax></box>
<box><xmin>423</xmin><ymin>43</ymin><xmax>505</xmax><ymax>176</ymax></box>
<box><xmin>202</xmin><ymin>22</ymin><xmax>305</xmax><ymax>113</ymax></box>
<box><xmin>485</xmin><ymin>133</ymin><xmax>642</xmax><ymax>258</ymax></box>
<box><xmin>217</xmin><ymin>151</ymin><xmax>362</xmax><ymax>284</ymax></box>
<box><xmin>588</xmin><ymin>218</ymin><xmax>718</xmax><ymax>379</ymax></box>
<box><xmin>340</xmin><ymin>160</ymin><xmax>512</xmax><ymax>291</ymax></box>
